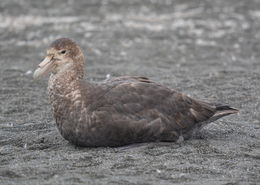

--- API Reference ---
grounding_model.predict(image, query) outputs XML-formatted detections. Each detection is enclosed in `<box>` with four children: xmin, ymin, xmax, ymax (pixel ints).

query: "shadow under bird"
<box><xmin>33</xmin><ymin>38</ymin><xmax>238</xmax><ymax>147</ymax></box>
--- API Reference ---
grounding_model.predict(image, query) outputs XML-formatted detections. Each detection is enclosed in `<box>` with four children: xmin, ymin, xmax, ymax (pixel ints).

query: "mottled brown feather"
<box><xmin>45</xmin><ymin>38</ymin><xmax>238</xmax><ymax>147</ymax></box>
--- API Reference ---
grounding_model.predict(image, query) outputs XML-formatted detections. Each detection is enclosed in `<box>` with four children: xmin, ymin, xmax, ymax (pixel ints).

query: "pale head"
<box><xmin>33</xmin><ymin>38</ymin><xmax>85</xmax><ymax>79</ymax></box>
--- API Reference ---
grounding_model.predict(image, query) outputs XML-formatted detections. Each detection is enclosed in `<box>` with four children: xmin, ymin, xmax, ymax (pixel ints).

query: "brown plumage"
<box><xmin>33</xmin><ymin>38</ymin><xmax>238</xmax><ymax>147</ymax></box>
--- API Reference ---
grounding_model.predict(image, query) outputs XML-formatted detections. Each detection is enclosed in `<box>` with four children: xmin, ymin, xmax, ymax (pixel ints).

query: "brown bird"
<box><xmin>33</xmin><ymin>38</ymin><xmax>238</xmax><ymax>147</ymax></box>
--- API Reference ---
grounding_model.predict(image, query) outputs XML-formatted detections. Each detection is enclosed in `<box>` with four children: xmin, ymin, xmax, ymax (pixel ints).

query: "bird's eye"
<box><xmin>60</xmin><ymin>50</ymin><xmax>66</xmax><ymax>54</ymax></box>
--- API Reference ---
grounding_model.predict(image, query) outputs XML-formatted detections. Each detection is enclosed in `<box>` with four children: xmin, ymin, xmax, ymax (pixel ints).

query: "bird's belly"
<box><xmin>55</xmin><ymin>117</ymin><xmax>185</xmax><ymax>147</ymax></box>
<box><xmin>53</xmin><ymin>104</ymin><xmax>195</xmax><ymax>147</ymax></box>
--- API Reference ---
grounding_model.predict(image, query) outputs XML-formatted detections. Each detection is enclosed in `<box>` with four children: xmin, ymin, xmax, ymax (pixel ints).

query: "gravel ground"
<box><xmin>0</xmin><ymin>0</ymin><xmax>259</xmax><ymax>184</ymax></box>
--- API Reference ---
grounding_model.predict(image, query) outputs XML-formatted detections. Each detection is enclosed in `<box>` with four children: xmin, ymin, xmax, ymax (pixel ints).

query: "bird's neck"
<box><xmin>48</xmin><ymin>69</ymin><xmax>84</xmax><ymax>106</ymax></box>
<box><xmin>48</xmin><ymin>69</ymin><xmax>89</xmax><ymax>144</ymax></box>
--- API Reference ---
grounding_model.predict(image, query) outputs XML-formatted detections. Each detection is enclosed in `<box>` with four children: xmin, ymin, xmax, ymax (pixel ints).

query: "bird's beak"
<box><xmin>33</xmin><ymin>56</ymin><xmax>55</xmax><ymax>79</ymax></box>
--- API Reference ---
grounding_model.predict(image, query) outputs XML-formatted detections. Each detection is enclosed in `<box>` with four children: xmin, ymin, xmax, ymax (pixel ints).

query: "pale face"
<box><xmin>33</xmin><ymin>48</ymin><xmax>74</xmax><ymax>79</ymax></box>
<box><xmin>34</xmin><ymin>38</ymin><xmax>84</xmax><ymax>79</ymax></box>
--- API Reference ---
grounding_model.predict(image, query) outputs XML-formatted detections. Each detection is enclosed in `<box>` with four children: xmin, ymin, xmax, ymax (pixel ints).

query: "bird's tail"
<box><xmin>185</xmin><ymin>104</ymin><xmax>239</xmax><ymax>140</ymax></box>
<box><xmin>209</xmin><ymin>105</ymin><xmax>239</xmax><ymax>123</ymax></box>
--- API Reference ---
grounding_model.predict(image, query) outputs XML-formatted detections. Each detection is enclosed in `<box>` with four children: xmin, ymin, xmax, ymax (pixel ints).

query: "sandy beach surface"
<box><xmin>0</xmin><ymin>0</ymin><xmax>259</xmax><ymax>184</ymax></box>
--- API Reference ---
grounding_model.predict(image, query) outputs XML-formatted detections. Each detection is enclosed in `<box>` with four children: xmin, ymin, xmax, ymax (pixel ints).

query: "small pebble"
<box><xmin>25</xmin><ymin>70</ymin><xmax>32</xmax><ymax>75</ymax></box>
<box><xmin>106</xmin><ymin>74</ymin><xmax>111</xmax><ymax>80</ymax></box>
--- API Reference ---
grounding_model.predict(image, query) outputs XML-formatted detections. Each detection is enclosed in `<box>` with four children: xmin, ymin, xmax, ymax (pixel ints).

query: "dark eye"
<box><xmin>60</xmin><ymin>50</ymin><xmax>66</xmax><ymax>54</ymax></box>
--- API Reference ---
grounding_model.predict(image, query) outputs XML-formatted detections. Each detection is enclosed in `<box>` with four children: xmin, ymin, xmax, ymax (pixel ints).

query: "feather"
<box><xmin>34</xmin><ymin>38</ymin><xmax>238</xmax><ymax>147</ymax></box>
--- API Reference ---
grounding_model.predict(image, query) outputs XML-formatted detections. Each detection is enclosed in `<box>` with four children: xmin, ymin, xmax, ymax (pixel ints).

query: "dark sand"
<box><xmin>0</xmin><ymin>0</ymin><xmax>259</xmax><ymax>184</ymax></box>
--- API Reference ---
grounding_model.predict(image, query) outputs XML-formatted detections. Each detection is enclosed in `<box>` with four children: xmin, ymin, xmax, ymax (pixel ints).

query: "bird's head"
<box><xmin>33</xmin><ymin>38</ymin><xmax>84</xmax><ymax>79</ymax></box>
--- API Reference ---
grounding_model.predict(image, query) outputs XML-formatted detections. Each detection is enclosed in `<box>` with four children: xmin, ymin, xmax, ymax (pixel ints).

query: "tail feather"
<box><xmin>182</xmin><ymin>103</ymin><xmax>238</xmax><ymax>139</ymax></box>
<box><xmin>209</xmin><ymin>105</ymin><xmax>238</xmax><ymax>123</ymax></box>
<box><xmin>215</xmin><ymin>105</ymin><xmax>239</xmax><ymax>112</ymax></box>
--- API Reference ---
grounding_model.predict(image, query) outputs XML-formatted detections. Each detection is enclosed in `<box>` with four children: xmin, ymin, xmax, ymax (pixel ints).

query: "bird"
<box><xmin>33</xmin><ymin>38</ymin><xmax>238</xmax><ymax>147</ymax></box>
